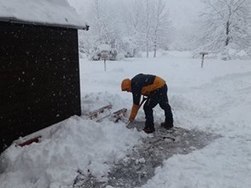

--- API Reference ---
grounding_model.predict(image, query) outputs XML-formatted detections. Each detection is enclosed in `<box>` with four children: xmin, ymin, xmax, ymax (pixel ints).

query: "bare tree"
<box><xmin>145</xmin><ymin>0</ymin><xmax>150</xmax><ymax>58</ymax></box>
<box><xmin>125</xmin><ymin>0</ymin><xmax>171</xmax><ymax>58</ymax></box>
<box><xmin>78</xmin><ymin>0</ymin><xmax>124</xmax><ymax>59</ymax></box>
<box><xmin>129</xmin><ymin>0</ymin><xmax>152</xmax><ymax>58</ymax></box>
<box><xmin>152</xmin><ymin>0</ymin><xmax>170</xmax><ymax>57</ymax></box>
<box><xmin>93</xmin><ymin>0</ymin><xmax>114</xmax><ymax>43</ymax></box>
<box><xmin>198</xmin><ymin>0</ymin><xmax>250</xmax><ymax>51</ymax></box>
<box><xmin>78</xmin><ymin>0</ymin><xmax>173</xmax><ymax>59</ymax></box>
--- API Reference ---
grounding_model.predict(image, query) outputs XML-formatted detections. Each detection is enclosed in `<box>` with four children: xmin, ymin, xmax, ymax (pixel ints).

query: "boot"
<box><xmin>143</xmin><ymin>126</ymin><xmax>155</xmax><ymax>134</ymax></box>
<box><xmin>160</xmin><ymin>121</ymin><xmax>173</xmax><ymax>130</ymax></box>
<box><xmin>143</xmin><ymin>124</ymin><xmax>155</xmax><ymax>134</ymax></box>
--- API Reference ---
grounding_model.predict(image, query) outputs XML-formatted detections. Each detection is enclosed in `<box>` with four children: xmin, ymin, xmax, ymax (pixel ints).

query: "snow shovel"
<box><xmin>126</xmin><ymin>96</ymin><xmax>148</xmax><ymax>127</ymax></box>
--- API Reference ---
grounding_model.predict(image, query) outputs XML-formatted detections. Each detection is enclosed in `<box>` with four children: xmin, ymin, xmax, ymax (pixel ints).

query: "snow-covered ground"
<box><xmin>1</xmin><ymin>51</ymin><xmax>251</xmax><ymax>188</ymax></box>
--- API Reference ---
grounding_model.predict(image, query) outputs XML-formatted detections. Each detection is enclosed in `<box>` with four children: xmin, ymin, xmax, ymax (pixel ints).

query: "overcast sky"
<box><xmin>165</xmin><ymin>0</ymin><xmax>203</xmax><ymax>27</ymax></box>
<box><xmin>68</xmin><ymin>0</ymin><xmax>204</xmax><ymax>28</ymax></box>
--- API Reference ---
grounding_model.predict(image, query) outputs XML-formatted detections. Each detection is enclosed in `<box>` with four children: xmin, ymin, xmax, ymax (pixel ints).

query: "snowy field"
<box><xmin>1</xmin><ymin>51</ymin><xmax>251</xmax><ymax>188</ymax></box>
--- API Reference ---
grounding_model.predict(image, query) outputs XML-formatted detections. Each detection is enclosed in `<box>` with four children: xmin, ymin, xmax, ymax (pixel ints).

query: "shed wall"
<box><xmin>0</xmin><ymin>21</ymin><xmax>81</xmax><ymax>152</ymax></box>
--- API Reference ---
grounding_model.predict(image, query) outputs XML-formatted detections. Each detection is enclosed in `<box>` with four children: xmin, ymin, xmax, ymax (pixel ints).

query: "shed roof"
<box><xmin>0</xmin><ymin>0</ymin><xmax>88</xmax><ymax>30</ymax></box>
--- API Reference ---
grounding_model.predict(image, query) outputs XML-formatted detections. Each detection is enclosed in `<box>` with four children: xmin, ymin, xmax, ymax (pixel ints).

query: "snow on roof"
<box><xmin>0</xmin><ymin>0</ymin><xmax>88</xmax><ymax>30</ymax></box>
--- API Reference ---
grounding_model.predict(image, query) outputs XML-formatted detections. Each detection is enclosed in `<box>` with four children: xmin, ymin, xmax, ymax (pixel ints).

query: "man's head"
<box><xmin>121</xmin><ymin>78</ymin><xmax>131</xmax><ymax>92</ymax></box>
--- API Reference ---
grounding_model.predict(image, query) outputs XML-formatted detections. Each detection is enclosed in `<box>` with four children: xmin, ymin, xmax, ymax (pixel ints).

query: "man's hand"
<box><xmin>129</xmin><ymin>104</ymin><xmax>139</xmax><ymax>122</ymax></box>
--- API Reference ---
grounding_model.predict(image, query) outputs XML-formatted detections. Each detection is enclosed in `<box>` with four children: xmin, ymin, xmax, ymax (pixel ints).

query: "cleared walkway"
<box><xmin>73</xmin><ymin>123</ymin><xmax>219</xmax><ymax>188</ymax></box>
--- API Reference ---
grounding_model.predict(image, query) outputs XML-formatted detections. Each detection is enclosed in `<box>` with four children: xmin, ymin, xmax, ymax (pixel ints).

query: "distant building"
<box><xmin>0</xmin><ymin>0</ymin><xmax>89</xmax><ymax>153</ymax></box>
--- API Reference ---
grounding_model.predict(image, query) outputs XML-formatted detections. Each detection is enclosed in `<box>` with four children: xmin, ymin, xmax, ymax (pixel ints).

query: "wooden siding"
<box><xmin>0</xmin><ymin>21</ymin><xmax>81</xmax><ymax>152</ymax></box>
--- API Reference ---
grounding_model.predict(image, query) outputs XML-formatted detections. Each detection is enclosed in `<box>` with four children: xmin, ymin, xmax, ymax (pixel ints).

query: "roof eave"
<box><xmin>0</xmin><ymin>17</ymin><xmax>89</xmax><ymax>30</ymax></box>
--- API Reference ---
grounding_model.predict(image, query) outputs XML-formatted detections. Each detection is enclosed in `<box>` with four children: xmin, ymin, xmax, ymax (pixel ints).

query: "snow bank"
<box><xmin>0</xmin><ymin>116</ymin><xmax>143</xmax><ymax>187</ymax></box>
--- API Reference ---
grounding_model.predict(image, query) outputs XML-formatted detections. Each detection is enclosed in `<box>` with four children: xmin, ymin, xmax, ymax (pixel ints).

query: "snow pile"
<box><xmin>0</xmin><ymin>0</ymin><xmax>86</xmax><ymax>28</ymax></box>
<box><xmin>0</xmin><ymin>117</ymin><xmax>143</xmax><ymax>187</ymax></box>
<box><xmin>220</xmin><ymin>45</ymin><xmax>251</xmax><ymax>60</ymax></box>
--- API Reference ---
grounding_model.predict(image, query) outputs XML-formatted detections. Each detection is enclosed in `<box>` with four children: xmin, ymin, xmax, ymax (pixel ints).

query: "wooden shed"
<box><xmin>0</xmin><ymin>0</ymin><xmax>89</xmax><ymax>153</ymax></box>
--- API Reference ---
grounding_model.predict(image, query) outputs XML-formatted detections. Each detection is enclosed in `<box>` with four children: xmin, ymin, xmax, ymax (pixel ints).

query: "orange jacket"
<box><xmin>129</xmin><ymin>74</ymin><xmax>166</xmax><ymax>121</ymax></box>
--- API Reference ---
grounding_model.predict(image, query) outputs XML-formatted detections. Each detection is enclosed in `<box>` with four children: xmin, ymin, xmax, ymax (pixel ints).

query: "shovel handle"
<box><xmin>126</xmin><ymin>96</ymin><xmax>148</xmax><ymax>125</ymax></box>
<box><xmin>139</xmin><ymin>96</ymin><xmax>148</xmax><ymax>108</ymax></box>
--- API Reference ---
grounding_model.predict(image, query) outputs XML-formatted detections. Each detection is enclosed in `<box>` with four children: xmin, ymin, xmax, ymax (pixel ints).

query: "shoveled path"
<box><xmin>73</xmin><ymin>122</ymin><xmax>220</xmax><ymax>188</ymax></box>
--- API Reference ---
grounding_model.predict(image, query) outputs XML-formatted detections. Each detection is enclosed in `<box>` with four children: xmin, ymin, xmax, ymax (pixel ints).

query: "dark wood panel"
<box><xmin>0</xmin><ymin>21</ymin><xmax>81</xmax><ymax>153</ymax></box>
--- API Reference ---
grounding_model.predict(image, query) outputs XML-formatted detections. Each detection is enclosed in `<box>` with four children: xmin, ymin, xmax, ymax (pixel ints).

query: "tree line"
<box><xmin>78</xmin><ymin>0</ymin><xmax>251</xmax><ymax>60</ymax></box>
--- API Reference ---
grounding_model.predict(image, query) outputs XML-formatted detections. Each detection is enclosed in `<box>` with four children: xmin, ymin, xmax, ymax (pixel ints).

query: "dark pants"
<box><xmin>143</xmin><ymin>84</ymin><xmax>173</xmax><ymax>128</ymax></box>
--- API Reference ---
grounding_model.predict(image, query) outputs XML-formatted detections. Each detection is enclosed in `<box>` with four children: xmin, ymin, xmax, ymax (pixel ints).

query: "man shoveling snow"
<box><xmin>121</xmin><ymin>73</ymin><xmax>173</xmax><ymax>134</ymax></box>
